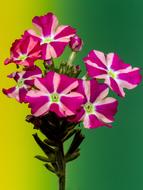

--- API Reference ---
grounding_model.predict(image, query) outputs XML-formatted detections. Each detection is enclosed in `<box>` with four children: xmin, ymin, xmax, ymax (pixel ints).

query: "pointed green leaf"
<box><xmin>33</xmin><ymin>133</ymin><xmax>55</xmax><ymax>157</ymax></box>
<box><xmin>66</xmin><ymin>130</ymin><xmax>85</xmax><ymax>155</ymax></box>
<box><xmin>44</xmin><ymin>163</ymin><xmax>56</xmax><ymax>174</ymax></box>
<box><xmin>62</xmin><ymin>129</ymin><xmax>77</xmax><ymax>142</ymax></box>
<box><xmin>65</xmin><ymin>151</ymin><xmax>80</xmax><ymax>162</ymax></box>
<box><xmin>35</xmin><ymin>155</ymin><xmax>55</xmax><ymax>162</ymax></box>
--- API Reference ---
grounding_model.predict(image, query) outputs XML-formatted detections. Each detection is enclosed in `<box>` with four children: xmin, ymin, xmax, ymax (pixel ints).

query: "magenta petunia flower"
<box><xmin>70</xmin><ymin>79</ymin><xmax>118</xmax><ymax>129</ymax></box>
<box><xmin>5</xmin><ymin>34</ymin><xmax>41</xmax><ymax>67</ymax></box>
<box><xmin>84</xmin><ymin>50</ymin><xmax>142</xmax><ymax>97</ymax></box>
<box><xmin>25</xmin><ymin>71</ymin><xmax>84</xmax><ymax>117</ymax></box>
<box><xmin>3</xmin><ymin>66</ymin><xmax>42</xmax><ymax>103</ymax></box>
<box><xmin>69</xmin><ymin>35</ymin><xmax>83</xmax><ymax>52</ymax></box>
<box><xmin>27</xmin><ymin>12</ymin><xmax>76</xmax><ymax>60</ymax></box>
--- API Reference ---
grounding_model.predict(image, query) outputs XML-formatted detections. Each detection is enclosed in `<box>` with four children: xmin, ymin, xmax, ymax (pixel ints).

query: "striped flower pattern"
<box><xmin>84</xmin><ymin>50</ymin><xmax>142</xmax><ymax>97</ymax></box>
<box><xmin>70</xmin><ymin>79</ymin><xmax>118</xmax><ymax>128</ymax></box>
<box><xmin>28</xmin><ymin>12</ymin><xmax>76</xmax><ymax>60</ymax></box>
<box><xmin>25</xmin><ymin>71</ymin><xmax>84</xmax><ymax>117</ymax></box>
<box><xmin>5</xmin><ymin>34</ymin><xmax>41</xmax><ymax>67</ymax></box>
<box><xmin>3</xmin><ymin>67</ymin><xmax>42</xmax><ymax>103</ymax></box>
<box><xmin>3</xmin><ymin>12</ymin><xmax>142</xmax><ymax>130</ymax></box>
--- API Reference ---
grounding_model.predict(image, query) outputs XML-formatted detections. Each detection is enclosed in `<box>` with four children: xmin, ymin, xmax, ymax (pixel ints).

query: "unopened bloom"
<box><xmin>25</xmin><ymin>71</ymin><xmax>84</xmax><ymax>117</ymax></box>
<box><xmin>69</xmin><ymin>35</ymin><xmax>83</xmax><ymax>52</ymax></box>
<box><xmin>28</xmin><ymin>12</ymin><xmax>76</xmax><ymax>60</ymax></box>
<box><xmin>70</xmin><ymin>79</ymin><xmax>118</xmax><ymax>129</ymax></box>
<box><xmin>84</xmin><ymin>50</ymin><xmax>142</xmax><ymax>97</ymax></box>
<box><xmin>5</xmin><ymin>34</ymin><xmax>41</xmax><ymax>67</ymax></box>
<box><xmin>3</xmin><ymin>66</ymin><xmax>42</xmax><ymax>103</ymax></box>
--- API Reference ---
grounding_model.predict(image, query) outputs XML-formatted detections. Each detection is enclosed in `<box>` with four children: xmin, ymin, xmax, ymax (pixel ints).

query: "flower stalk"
<box><xmin>26</xmin><ymin>112</ymin><xmax>85</xmax><ymax>190</ymax></box>
<box><xmin>67</xmin><ymin>51</ymin><xmax>77</xmax><ymax>66</ymax></box>
<box><xmin>57</xmin><ymin>143</ymin><xmax>66</xmax><ymax>190</ymax></box>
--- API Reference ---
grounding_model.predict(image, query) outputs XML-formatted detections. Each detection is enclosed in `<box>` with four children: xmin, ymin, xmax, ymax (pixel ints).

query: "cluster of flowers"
<box><xmin>3</xmin><ymin>12</ymin><xmax>142</xmax><ymax>129</ymax></box>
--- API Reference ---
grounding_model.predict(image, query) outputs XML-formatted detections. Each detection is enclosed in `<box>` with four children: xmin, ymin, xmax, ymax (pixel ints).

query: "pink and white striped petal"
<box><xmin>57</xmin><ymin>74</ymin><xmax>78</xmax><ymax>94</ymax></box>
<box><xmin>107</xmin><ymin>53</ymin><xmax>131</xmax><ymax>71</ymax></box>
<box><xmin>25</xmin><ymin>91</ymin><xmax>50</xmax><ymax>116</ymax></box>
<box><xmin>49</xmin><ymin>103</ymin><xmax>65</xmax><ymax>117</ymax></box>
<box><xmin>54</xmin><ymin>25</ymin><xmax>76</xmax><ymax>41</ymax></box>
<box><xmin>32</xmin><ymin>12</ymin><xmax>58</xmax><ymax>37</ymax></box>
<box><xmin>83</xmin><ymin>114</ymin><xmax>111</xmax><ymax>129</ymax></box>
<box><xmin>95</xmin><ymin>97</ymin><xmax>118</xmax><ymax>122</ymax></box>
<box><xmin>109</xmin><ymin>77</ymin><xmax>125</xmax><ymax>97</ymax></box>
<box><xmin>84</xmin><ymin>50</ymin><xmax>107</xmax><ymax>70</ymax></box>
<box><xmin>61</xmin><ymin>92</ymin><xmax>84</xmax><ymax>116</ymax></box>
<box><xmin>118</xmin><ymin>68</ymin><xmax>142</xmax><ymax>89</ymax></box>
<box><xmin>3</xmin><ymin>87</ymin><xmax>27</xmax><ymax>103</ymax></box>
<box><xmin>84</xmin><ymin>50</ymin><xmax>107</xmax><ymax>78</ymax></box>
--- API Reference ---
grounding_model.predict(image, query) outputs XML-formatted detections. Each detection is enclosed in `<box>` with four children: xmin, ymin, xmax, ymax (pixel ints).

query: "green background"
<box><xmin>1</xmin><ymin>0</ymin><xmax>143</xmax><ymax>190</ymax></box>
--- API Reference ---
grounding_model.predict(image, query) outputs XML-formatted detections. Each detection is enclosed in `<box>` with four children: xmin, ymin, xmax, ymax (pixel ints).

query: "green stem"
<box><xmin>59</xmin><ymin>174</ymin><xmax>65</xmax><ymax>190</ymax></box>
<box><xmin>58</xmin><ymin>143</ymin><xmax>66</xmax><ymax>190</ymax></box>
<box><xmin>67</xmin><ymin>51</ymin><xmax>77</xmax><ymax>66</ymax></box>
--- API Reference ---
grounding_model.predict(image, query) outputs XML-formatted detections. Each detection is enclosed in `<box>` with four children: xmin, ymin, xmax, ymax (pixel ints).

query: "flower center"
<box><xmin>84</xmin><ymin>102</ymin><xmax>94</xmax><ymax>114</ymax></box>
<box><xmin>17</xmin><ymin>79</ymin><xmax>24</xmax><ymax>88</ymax></box>
<box><xmin>108</xmin><ymin>70</ymin><xmax>117</xmax><ymax>79</ymax></box>
<box><xmin>50</xmin><ymin>93</ymin><xmax>59</xmax><ymax>103</ymax></box>
<box><xmin>18</xmin><ymin>54</ymin><xmax>27</xmax><ymax>61</ymax></box>
<box><xmin>41</xmin><ymin>37</ymin><xmax>53</xmax><ymax>44</ymax></box>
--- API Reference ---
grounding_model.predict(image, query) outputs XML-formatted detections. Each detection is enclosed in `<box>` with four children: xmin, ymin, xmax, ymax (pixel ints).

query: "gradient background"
<box><xmin>1</xmin><ymin>0</ymin><xmax>143</xmax><ymax>190</ymax></box>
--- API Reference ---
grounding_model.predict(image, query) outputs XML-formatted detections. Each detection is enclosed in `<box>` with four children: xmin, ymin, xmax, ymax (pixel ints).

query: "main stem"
<box><xmin>58</xmin><ymin>142</ymin><xmax>66</xmax><ymax>190</ymax></box>
<box><xmin>59</xmin><ymin>174</ymin><xmax>65</xmax><ymax>190</ymax></box>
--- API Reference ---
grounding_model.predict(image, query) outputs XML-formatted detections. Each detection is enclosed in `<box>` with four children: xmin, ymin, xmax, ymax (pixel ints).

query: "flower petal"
<box><xmin>61</xmin><ymin>92</ymin><xmax>84</xmax><ymax>116</ymax></box>
<box><xmin>32</xmin><ymin>12</ymin><xmax>58</xmax><ymax>37</ymax></box>
<box><xmin>109</xmin><ymin>77</ymin><xmax>125</xmax><ymax>97</ymax></box>
<box><xmin>96</xmin><ymin>97</ymin><xmax>118</xmax><ymax>122</ymax></box>
<box><xmin>49</xmin><ymin>41</ymin><xmax>67</xmax><ymax>58</ymax></box>
<box><xmin>34</xmin><ymin>71</ymin><xmax>55</xmax><ymax>93</ymax></box>
<box><xmin>3</xmin><ymin>87</ymin><xmax>27</xmax><ymax>103</ymax></box>
<box><xmin>84</xmin><ymin>114</ymin><xmax>111</xmax><ymax>129</ymax></box>
<box><xmin>54</xmin><ymin>25</ymin><xmax>76</xmax><ymax>41</ymax></box>
<box><xmin>118</xmin><ymin>68</ymin><xmax>142</xmax><ymax>89</ymax></box>
<box><xmin>107</xmin><ymin>53</ymin><xmax>131</xmax><ymax>71</ymax></box>
<box><xmin>57</xmin><ymin>74</ymin><xmax>78</xmax><ymax>94</ymax></box>
<box><xmin>49</xmin><ymin>103</ymin><xmax>65</xmax><ymax>117</ymax></box>
<box><xmin>26</xmin><ymin>90</ymin><xmax>50</xmax><ymax>116</ymax></box>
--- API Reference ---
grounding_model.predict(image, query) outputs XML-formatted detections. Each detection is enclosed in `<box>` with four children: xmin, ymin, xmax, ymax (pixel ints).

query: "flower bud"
<box><xmin>69</xmin><ymin>35</ymin><xmax>83</xmax><ymax>52</ymax></box>
<box><xmin>45</xmin><ymin>59</ymin><xmax>53</xmax><ymax>65</ymax></box>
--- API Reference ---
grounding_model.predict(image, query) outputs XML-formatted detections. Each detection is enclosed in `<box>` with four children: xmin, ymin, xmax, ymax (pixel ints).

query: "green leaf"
<box><xmin>65</xmin><ymin>150</ymin><xmax>80</xmax><ymax>162</ymax></box>
<box><xmin>66</xmin><ymin>130</ymin><xmax>85</xmax><ymax>155</ymax></box>
<box><xmin>62</xmin><ymin>129</ymin><xmax>77</xmax><ymax>142</ymax></box>
<box><xmin>35</xmin><ymin>155</ymin><xmax>55</xmax><ymax>162</ymax></box>
<box><xmin>33</xmin><ymin>133</ymin><xmax>55</xmax><ymax>158</ymax></box>
<box><xmin>44</xmin><ymin>163</ymin><xmax>56</xmax><ymax>174</ymax></box>
<box><xmin>44</xmin><ymin>139</ymin><xmax>58</xmax><ymax>147</ymax></box>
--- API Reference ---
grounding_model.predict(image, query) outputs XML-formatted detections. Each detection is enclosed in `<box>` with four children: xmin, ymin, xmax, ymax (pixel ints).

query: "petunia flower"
<box><xmin>5</xmin><ymin>34</ymin><xmax>41</xmax><ymax>67</ymax></box>
<box><xmin>27</xmin><ymin>12</ymin><xmax>76</xmax><ymax>60</ymax></box>
<box><xmin>69</xmin><ymin>79</ymin><xmax>118</xmax><ymax>129</ymax></box>
<box><xmin>84</xmin><ymin>50</ymin><xmax>142</xmax><ymax>97</ymax></box>
<box><xmin>3</xmin><ymin>66</ymin><xmax>42</xmax><ymax>103</ymax></box>
<box><xmin>25</xmin><ymin>71</ymin><xmax>84</xmax><ymax>117</ymax></box>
